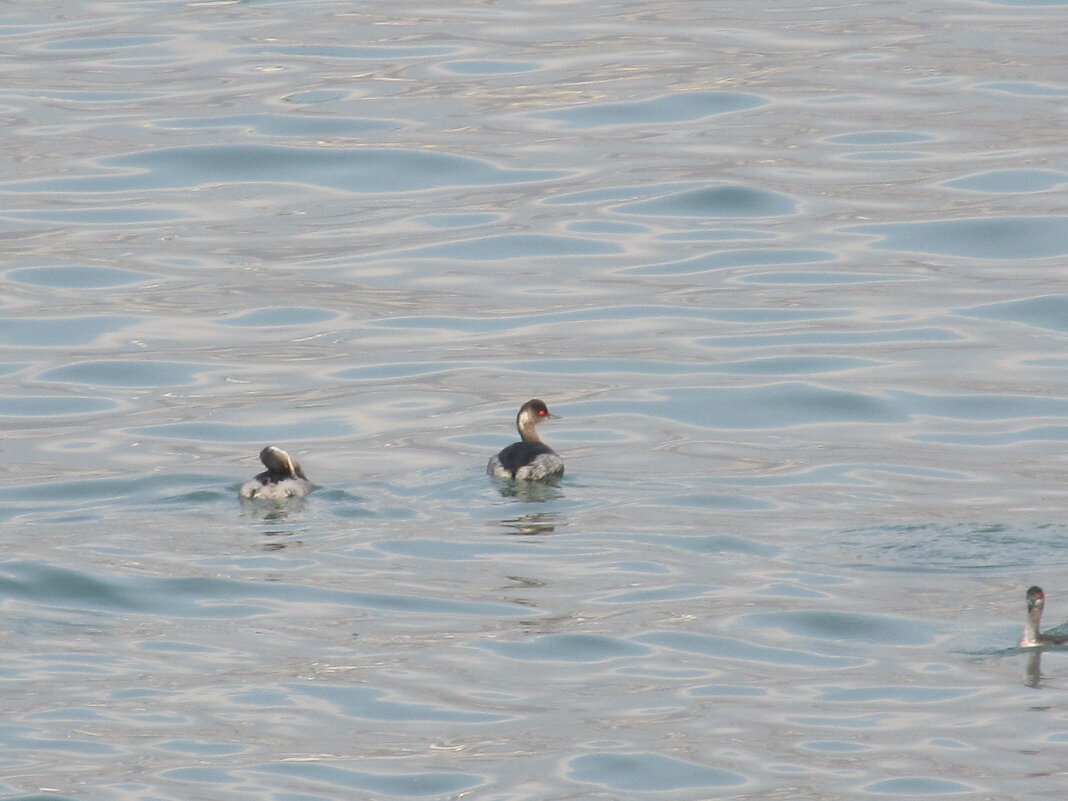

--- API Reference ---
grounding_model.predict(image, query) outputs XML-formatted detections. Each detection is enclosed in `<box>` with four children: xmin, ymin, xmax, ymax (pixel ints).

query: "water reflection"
<box><xmin>492</xmin><ymin>476</ymin><xmax>564</xmax><ymax>534</ymax></box>
<box><xmin>1024</xmin><ymin>648</ymin><xmax>1043</xmax><ymax>688</ymax></box>
<box><xmin>239</xmin><ymin>496</ymin><xmax>307</xmax><ymax>523</ymax></box>
<box><xmin>1020</xmin><ymin>645</ymin><xmax>1068</xmax><ymax>689</ymax></box>
<box><xmin>498</xmin><ymin>575</ymin><xmax>547</xmax><ymax>611</ymax></box>
<box><xmin>493</xmin><ymin>477</ymin><xmax>563</xmax><ymax>503</ymax></box>
<box><xmin>500</xmin><ymin>511</ymin><xmax>559</xmax><ymax>536</ymax></box>
<box><xmin>6</xmin><ymin>0</ymin><xmax>1068</xmax><ymax>795</ymax></box>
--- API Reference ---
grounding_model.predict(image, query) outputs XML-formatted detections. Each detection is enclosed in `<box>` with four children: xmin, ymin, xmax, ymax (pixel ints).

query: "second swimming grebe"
<box><xmin>239</xmin><ymin>445</ymin><xmax>312</xmax><ymax>500</ymax></box>
<box><xmin>1018</xmin><ymin>586</ymin><xmax>1068</xmax><ymax>647</ymax></box>
<box><xmin>487</xmin><ymin>399</ymin><xmax>564</xmax><ymax>481</ymax></box>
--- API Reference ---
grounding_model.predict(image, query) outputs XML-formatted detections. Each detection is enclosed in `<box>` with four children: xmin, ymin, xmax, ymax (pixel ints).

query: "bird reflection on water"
<box><xmin>500</xmin><ymin>511</ymin><xmax>560</xmax><ymax>536</ymax></box>
<box><xmin>494</xmin><ymin>472</ymin><xmax>564</xmax><ymax>534</ymax></box>
<box><xmin>1024</xmin><ymin>648</ymin><xmax>1043</xmax><ymax>688</ymax></box>
<box><xmin>240</xmin><ymin>501</ymin><xmax>307</xmax><ymax>523</ymax></box>
<box><xmin>495</xmin><ymin>476</ymin><xmax>563</xmax><ymax>503</ymax></box>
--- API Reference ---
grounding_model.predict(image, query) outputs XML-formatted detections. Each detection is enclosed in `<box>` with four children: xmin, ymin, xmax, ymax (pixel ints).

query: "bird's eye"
<box><xmin>538</xmin><ymin>409</ymin><xmax>547</xmax><ymax>416</ymax></box>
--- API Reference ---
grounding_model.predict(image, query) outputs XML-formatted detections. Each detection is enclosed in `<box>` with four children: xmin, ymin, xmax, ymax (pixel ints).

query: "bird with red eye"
<box><xmin>487</xmin><ymin>399</ymin><xmax>564</xmax><ymax>482</ymax></box>
<box><xmin>1019</xmin><ymin>585</ymin><xmax>1068</xmax><ymax>647</ymax></box>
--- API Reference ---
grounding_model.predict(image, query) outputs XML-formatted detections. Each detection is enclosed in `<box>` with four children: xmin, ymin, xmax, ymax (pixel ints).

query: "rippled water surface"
<box><xmin>3</xmin><ymin>0</ymin><xmax>1068</xmax><ymax>798</ymax></box>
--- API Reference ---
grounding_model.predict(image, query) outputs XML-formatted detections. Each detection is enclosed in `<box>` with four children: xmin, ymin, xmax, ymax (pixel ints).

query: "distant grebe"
<box><xmin>487</xmin><ymin>399</ymin><xmax>564</xmax><ymax>481</ymax></box>
<box><xmin>1018</xmin><ymin>585</ymin><xmax>1068</xmax><ymax>647</ymax></box>
<box><xmin>239</xmin><ymin>445</ymin><xmax>312</xmax><ymax>500</ymax></box>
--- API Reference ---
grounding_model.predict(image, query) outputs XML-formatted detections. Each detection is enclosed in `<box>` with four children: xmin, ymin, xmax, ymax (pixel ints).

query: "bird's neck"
<box><xmin>517</xmin><ymin>413</ymin><xmax>542</xmax><ymax>443</ymax></box>
<box><xmin>1019</xmin><ymin>609</ymin><xmax>1043</xmax><ymax>647</ymax></box>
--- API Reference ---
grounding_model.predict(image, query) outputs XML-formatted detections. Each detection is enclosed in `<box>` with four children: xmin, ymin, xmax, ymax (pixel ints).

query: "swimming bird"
<box><xmin>487</xmin><ymin>399</ymin><xmax>564</xmax><ymax>481</ymax></box>
<box><xmin>1018</xmin><ymin>585</ymin><xmax>1068</xmax><ymax>647</ymax></box>
<box><xmin>239</xmin><ymin>446</ymin><xmax>312</xmax><ymax>500</ymax></box>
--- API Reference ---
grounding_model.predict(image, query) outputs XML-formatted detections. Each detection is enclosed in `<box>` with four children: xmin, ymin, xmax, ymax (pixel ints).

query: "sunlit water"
<box><xmin>2</xmin><ymin>0</ymin><xmax>1068</xmax><ymax>798</ymax></box>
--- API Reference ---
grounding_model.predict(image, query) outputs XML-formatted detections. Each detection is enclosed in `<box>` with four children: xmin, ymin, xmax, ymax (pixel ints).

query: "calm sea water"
<box><xmin>3</xmin><ymin>0</ymin><xmax>1068</xmax><ymax>798</ymax></box>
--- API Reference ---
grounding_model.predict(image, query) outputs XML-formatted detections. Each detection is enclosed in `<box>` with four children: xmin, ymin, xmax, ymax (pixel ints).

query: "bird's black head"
<box><xmin>1027</xmin><ymin>585</ymin><xmax>1045</xmax><ymax>613</ymax></box>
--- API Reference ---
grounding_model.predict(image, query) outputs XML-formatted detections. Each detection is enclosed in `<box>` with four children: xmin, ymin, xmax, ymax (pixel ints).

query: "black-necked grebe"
<box><xmin>487</xmin><ymin>399</ymin><xmax>564</xmax><ymax>481</ymax></box>
<box><xmin>239</xmin><ymin>445</ymin><xmax>312</xmax><ymax>500</ymax></box>
<box><xmin>1018</xmin><ymin>586</ymin><xmax>1068</xmax><ymax>647</ymax></box>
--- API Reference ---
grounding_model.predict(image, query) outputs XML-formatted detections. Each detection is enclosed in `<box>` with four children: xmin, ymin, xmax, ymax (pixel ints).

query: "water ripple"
<box><xmin>636</xmin><ymin>632</ymin><xmax>864</xmax><ymax>669</ymax></box>
<box><xmin>567</xmin><ymin>751</ymin><xmax>746</xmax><ymax>790</ymax></box>
<box><xmin>4</xmin><ymin>145</ymin><xmax>566</xmax><ymax>194</ymax></box>
<box><xmin>530</xmin><ymin>90</ymin><xmax>766</xmax><ymax>128</ymax></box>
<box><xmin>849</xmin><ymin>216</ymin><xmax>1068</xmax><ymax>259</ymax></box>
<box><xmin>3</xmin><ymin>0</ymin><xmax>1067</xmax><ymax>797</ymax></box>
<box><xmin>616</xmin><ymin>185</ymin><xmax>796</xmax><ymax>218</ymax></box>
<box><xmin>251</xmin><ymin>762</ymin><xmax>483</xmax><ymax>797</ymax></box>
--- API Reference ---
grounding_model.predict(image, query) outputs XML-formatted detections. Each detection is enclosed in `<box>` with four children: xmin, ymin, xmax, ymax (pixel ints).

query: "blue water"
<box><xmin>2</xmin><ymin>0</ymin><xmax>1068</xmax><ymax>798</ymax></box>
